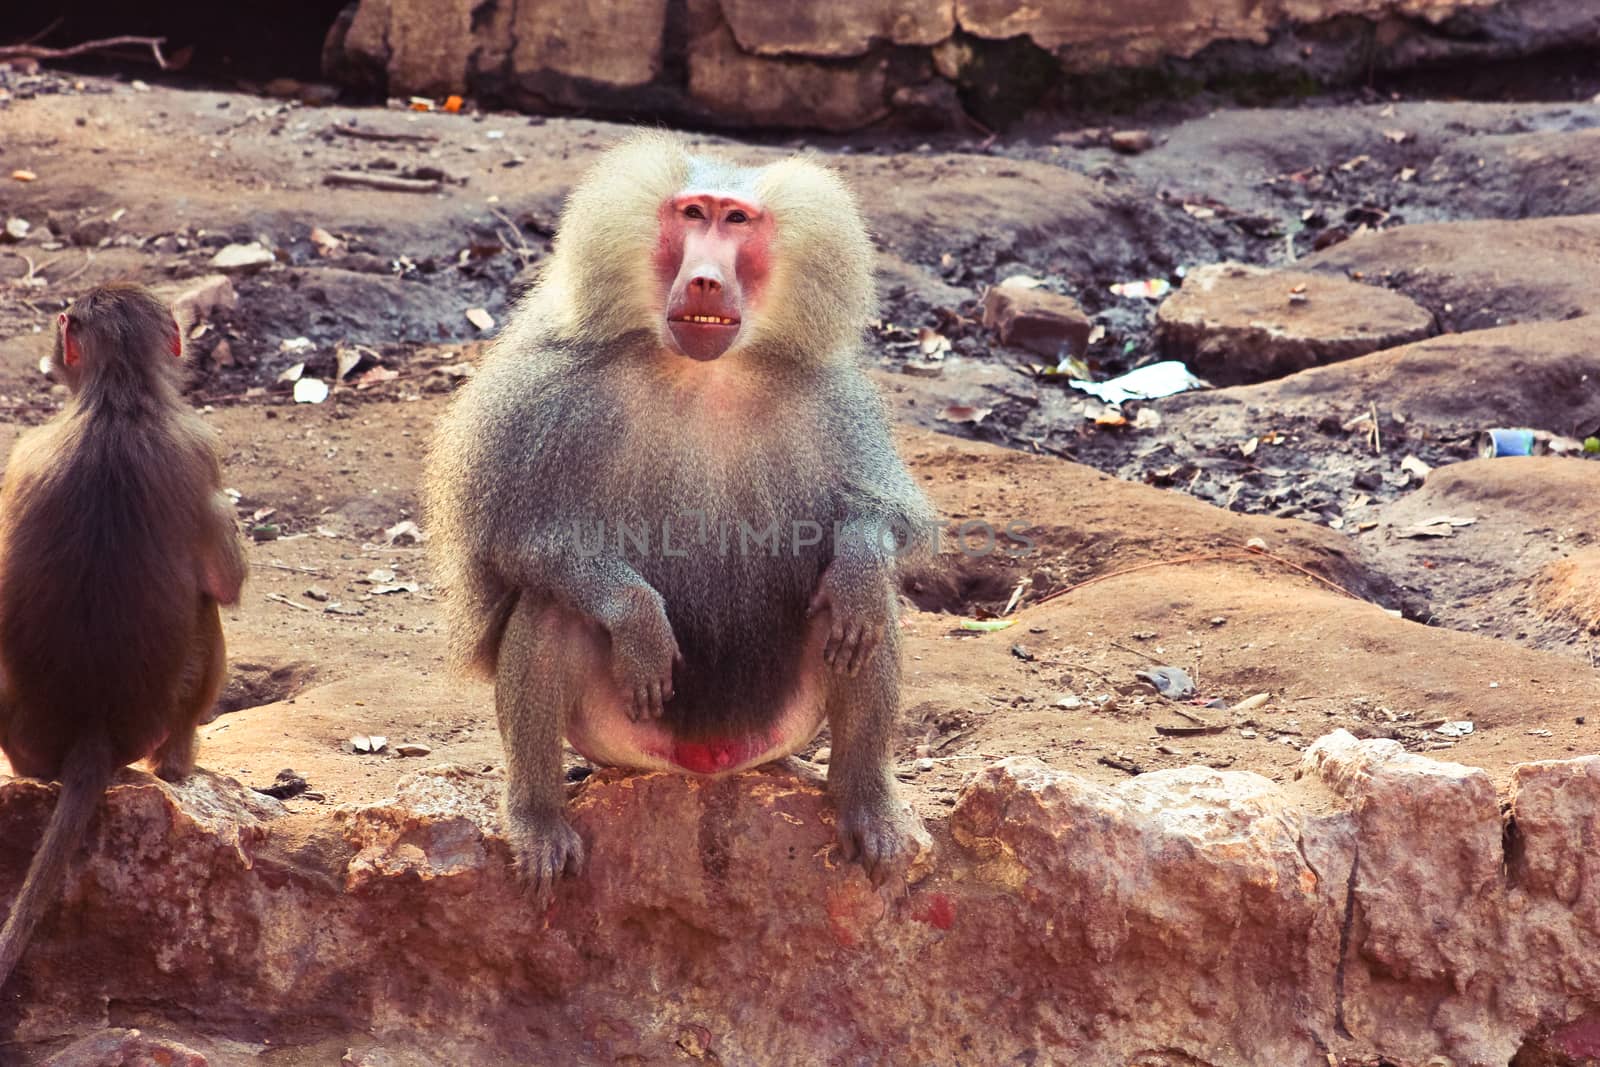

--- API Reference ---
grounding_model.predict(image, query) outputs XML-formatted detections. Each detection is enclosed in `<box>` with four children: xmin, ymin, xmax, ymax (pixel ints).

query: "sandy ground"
<box><xmin>0</xmin><ymin>67</ymin><xmax>1597</xmax><ymax>832</ymax></box>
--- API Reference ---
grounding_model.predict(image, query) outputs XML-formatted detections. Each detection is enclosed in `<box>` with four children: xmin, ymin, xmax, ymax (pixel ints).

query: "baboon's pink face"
<box><xmin>655</xmin><ymin>192</ymin><xmax>773</xmax><ymax>361</ymax></box>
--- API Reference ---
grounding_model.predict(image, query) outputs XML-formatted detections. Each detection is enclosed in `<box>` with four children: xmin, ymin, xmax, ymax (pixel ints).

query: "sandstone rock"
<box><xmin>1155</xmin><ymin>261</ymin><xmax>1434</xmax><ymax>385</ymax></box>
<box><xmin>341</xmin><ymin>0</ymin><xmax>476</xmax><ymax>97</ymax></box>
<box><xmin>718</xmin><ymin>0</ymin><xmax>954</xmax><ymax>58</ymax></box>
<box><xmin>13</xmin><ymin>743</ymin><xmax>1600</xmax><ymax>1065</ymax></box>
<box><xmin>324</xmin><ymin>0</ymin><xmax>1600</xmax><ymax>130</ymax></box>
<box><xmin>981</xmin><ymin>281</ymin><xmax>1092</xmax><ymax>357</ymax></box>
<box><xmin>953</xmin><ymin>0</ymin><xmax>1499</xmax><ymax>67</ymax></box>
<box><xmin>687</xmin><ymin>15</ymin><xmax>892</xmax><ymax>131</ymax></box>
<box><xmin>1303</xmin><ymin>214</ymin><xmax>1600</xmax><ymax>331</ymax></box>
<box><xmin>506</xmin><ymin>0</ymin><xmax>667</xmax><ymax>96</ymax></box>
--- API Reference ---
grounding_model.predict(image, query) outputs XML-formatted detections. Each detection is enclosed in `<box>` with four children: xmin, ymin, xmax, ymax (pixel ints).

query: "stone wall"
<box><xmin>322</xmin><ymin>0</ymin><xmax>1600</xmax><ymax>129</ymax></box>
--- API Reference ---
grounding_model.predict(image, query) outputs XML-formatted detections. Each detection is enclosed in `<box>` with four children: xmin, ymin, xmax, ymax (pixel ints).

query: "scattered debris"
<box><xmin>309</xmin><ymin>226</ymin><xmax>347</xmax><ymax>258</ymax></box>
<box><xmin>252</xmin><ymin>769</ymin><xmax>309</xmax><ymax>800</ymax></box>
<box><xmin>1109</xmin><ymin>278</ymin><xmax>1171</xmax><ymax>300</ymax></box>
<box><xmin>465</xmin><ymin>307</ymin><xmax>495</xmax><ymax>331</ymax></box>
<box><xmin>936</xmin><ymin>404</ymin><xmax>991</xmax><ymax>425</ymax></box>
<box><xmin>293</xmin><ymin>378</ymin><xmax>330</xmax><ymax>404</ymax></box>
<box><xmin>1135</xmin><ymin>665</ymin><xmax>1196</xmax><ymax>698</ymax></box>
<box><xmin>350</xmin><ymin>734</ymin><xmax>389</xmax><ymax>754</ymax></box>
<box><xmin>1155</xmin><ymin>717</ymin><xmax>1228</xmax><ymax>736</ymax></box>
<box><xmin>1097</xmin><ymin>753</ymin><xmax>1143</xmax><ymax>775</ymax></box>
<box><xmin>395</xmin><ymin>743</ymin><xmax>433</xmax><ymax>757</ymax></box>
<box><xmin>1435</xmin><ymin>721</ymin><xmax>1474</xmax><ymax>739</ymax></box>
<box><xmin>384</xmin><ymin>520</ymin><xmax>426</xmax><ymax>545</ymax></box>
<box><xmin>959</xmin><ymin>619</ymin><xmax>1015</xmax><ymax>633</ymax></box>
<box><xmin>1069</xmin><ymin>361</ymin><xmax>1207</xmax><ymax>406</ymax></box>
<box><xmin>1480</xmin><ymin>428</ymin><xmax>1542</xmax><ymax>458</ymax></box>
<box><xmin>1395</xmin><ymin>515</ymin><xmax>1476</xmax><ymax>539</ymax></box>
<box><xmin>1399</xmin><ymin>455</ymin><xmax>1432</xmax><ymax>481</ymax></box>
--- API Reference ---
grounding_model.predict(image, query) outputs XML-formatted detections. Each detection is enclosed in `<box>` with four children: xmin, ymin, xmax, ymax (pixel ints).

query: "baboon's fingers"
<box><xmin>836</xmin><ymin>825</ymin><xmax>860</xmax><ymax>862</ymax></box>
<box><xmin>824</xmin><ymin>620</ymin><xmax>850</xmax><ymax>665</ymax></box>
<box><xmin>845</xmin><ymin>625</ymin><xmax>881</xmax><ymax>676</ymax></box>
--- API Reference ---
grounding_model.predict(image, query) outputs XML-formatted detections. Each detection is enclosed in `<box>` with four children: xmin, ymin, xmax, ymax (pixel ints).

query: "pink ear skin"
<box><xmin>169</xmin><ymin>315</ymin><xmax>183</xmax><ymax>359</ymax></box>
<box><xmin>58</xmin><ymin>313</ymin><xmax>81</xmax><ymax>368</ymax></box>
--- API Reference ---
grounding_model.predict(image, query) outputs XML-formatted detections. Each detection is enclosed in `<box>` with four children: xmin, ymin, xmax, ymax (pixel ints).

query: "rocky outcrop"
<box><xmin>6</xmin><ymin>733</ymin><xmax>1600</xmax><ymax>1064</ymax></box>
<box><xmin>1155</xmin><ymin>262</ymin><xmax>1435</xmax><ymax>385</ymax></box>
<box><xmin>322</xmin><ymin>0</ymin><xmax>1600</xmax><ymax>130</ymax></box>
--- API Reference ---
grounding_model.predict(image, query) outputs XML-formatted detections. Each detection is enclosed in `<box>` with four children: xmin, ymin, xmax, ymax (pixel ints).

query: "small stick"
<box><xmin>0</xmin><ymin>35</ymin><xmax>171</xmax><ymax>68</ymax></box>
<box><xmin>331</xmin><ymin>124</ymin><xmax>438</xmax><ymax>144</ymax></box>
<box><xmin>487</xmin><ymin>205</ymin><xmax>535</xmax><ymax>265</ymax></box>
<box><xmin>264</xmin><ymin>592</ymin><xmax>315</xmax><ymax>613</ymax></box>
<box><xmin>1108</xmin><ymin>639</ymin><xmax>1164</xmax><ymax>665</ymax></box>
<box><xmin>266</xmin><ymin>562</ymin><xmax>327</xmax><ymax>577</ymax></box>
<box><xmin>1169</xmin><ymin>705</ymin><xmax>1213</xmax><ymax>725</ymax></box>
<box><xmin>322</xmin><ymin>171</ymin><xmax>442</xmax><ymax>194</ymax></box>
<box><xmin>51</xmin><ymin>252</ymin><xmax>93</xmax><ymax>288</ymax></box>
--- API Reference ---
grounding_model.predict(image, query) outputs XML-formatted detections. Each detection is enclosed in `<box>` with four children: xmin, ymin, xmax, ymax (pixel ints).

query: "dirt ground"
<box><xmin>1</xmin><ymin>65</ymin><xmax>1598</xmax><ymax>833</ymax></box>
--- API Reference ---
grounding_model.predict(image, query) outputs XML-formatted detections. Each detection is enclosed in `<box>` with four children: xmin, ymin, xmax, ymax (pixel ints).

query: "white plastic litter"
<box><xmin>1068</xmin><ymin>361</ymin><xmax>1207</xmax><ymax>407</ymax></box>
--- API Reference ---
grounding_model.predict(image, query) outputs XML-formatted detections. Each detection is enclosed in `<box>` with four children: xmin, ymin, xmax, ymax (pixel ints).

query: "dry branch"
<box><xmin>322</xmin><ymin>170</ymin><xmax>442</xmax><ymax>194</ymax></box>
<box><xmin>0</xmin><ymin>34</ymin><xmax>171</xmax><ymax>69</ymax></box>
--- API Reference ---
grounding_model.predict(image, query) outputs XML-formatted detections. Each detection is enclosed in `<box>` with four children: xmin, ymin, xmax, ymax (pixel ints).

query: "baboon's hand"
<box><xmin>607</xmin><ymin>585</ymin><xmax>680</xmax><ymax>721</ymax></box>
<box><xmin>808</xmin><ymin>557</ymin><xmax>890</xmax><ymax>676</ymax></box>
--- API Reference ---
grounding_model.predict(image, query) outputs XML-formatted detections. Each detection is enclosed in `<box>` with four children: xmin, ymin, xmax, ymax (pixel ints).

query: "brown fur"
<box><xmin>0</xmin><ymin>284</ymin><xmax>246</xmax><ymax>989</ymax></box>
<box><xmin>425</xmin><ymin>134</ymin><xmax>932</xmax><ymax>895</ymax></box>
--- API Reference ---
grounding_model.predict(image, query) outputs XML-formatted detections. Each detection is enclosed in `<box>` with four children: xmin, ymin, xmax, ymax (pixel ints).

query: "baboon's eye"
<box><xmin>726</xmin><ymin>209</ymin><xmax>749</xmax><ymax>224</ymax></box>
<box><xmin>684</xmin><ymin>204</ymin><xmax>706</xmax><ymax>220</ymax></box>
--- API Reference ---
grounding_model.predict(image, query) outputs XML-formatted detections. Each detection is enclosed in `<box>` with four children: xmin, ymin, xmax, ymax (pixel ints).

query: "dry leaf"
<box><xmin>310</xmin><ymin>226</ymin><xmax>347</xmax><ymax>258</ymax></box>
<box><xmin>936</xmin><ymin>404</ymin><xmax>991</xmax><ymax>425</ymax></box>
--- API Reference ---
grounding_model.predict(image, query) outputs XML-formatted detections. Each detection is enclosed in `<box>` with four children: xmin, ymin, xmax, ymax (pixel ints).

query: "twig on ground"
<box><xmin>322</xmin><ymin>170</ymin><xmax>442</xmax><ymax>194</ymax></box>
<box><xmin>0</xmin><ymin>34</ymin><xmax>171</xmax><ymax>69</ymax></box>
<box><xmin>331</xmin><ymin>124</ymin><xmax>438</xmax><ymax>144</ymax></box>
